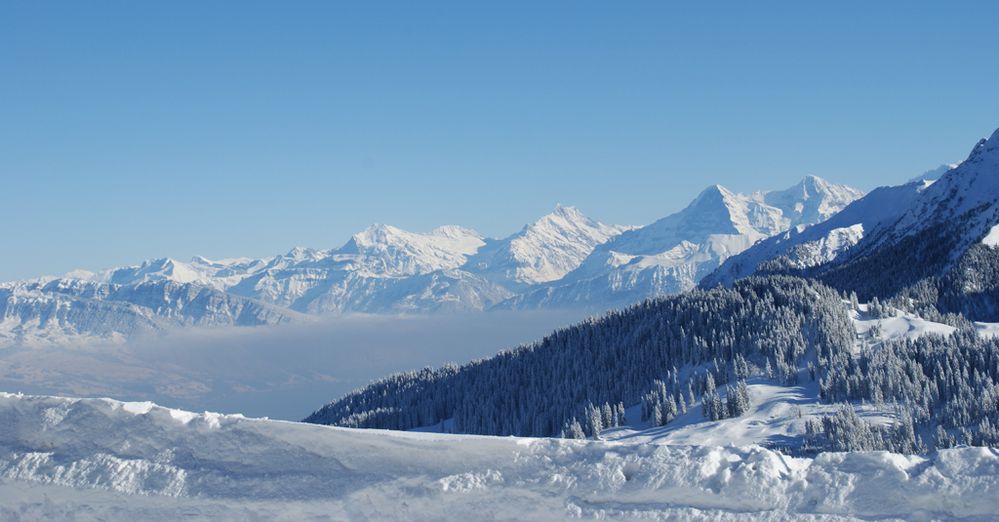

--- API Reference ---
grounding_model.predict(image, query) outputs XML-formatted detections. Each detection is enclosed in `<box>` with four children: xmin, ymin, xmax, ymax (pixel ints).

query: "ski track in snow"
<box><xmin>1</xmin><ymin>392</ymin><xmax>998</xmax><ymax>521</ymax></box>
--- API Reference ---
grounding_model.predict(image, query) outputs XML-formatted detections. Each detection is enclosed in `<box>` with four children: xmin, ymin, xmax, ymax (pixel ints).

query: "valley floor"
<box><xmin>2</xmin><ymin>392</ymin><xmax>998</xmax><ymax>521</ymax></box>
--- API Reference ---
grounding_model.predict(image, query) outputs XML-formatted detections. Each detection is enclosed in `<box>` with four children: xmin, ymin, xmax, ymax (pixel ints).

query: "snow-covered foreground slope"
<box><xmin>1</xmin><ymin>393</ymin><xmax>998</xmax><ymax>521</ymax></box>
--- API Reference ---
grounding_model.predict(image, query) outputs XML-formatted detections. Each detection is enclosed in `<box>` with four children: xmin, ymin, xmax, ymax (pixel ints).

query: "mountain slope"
<box><xmin>783</xmin><ymin>128</ymin><xmax>999</xmax><ymax>320</ymax></box>
<box><xmin>703</xmin><ymin>178</ymin><xmax>937</xmax><ymax>287</ymax></box>
<box><xmin>306</xmin><ymin>276</ymin><xmax>856</xmax><ymax>438</ymax></box>
<box><xmin>504</xmin><ymin>178</ymin><xmax>863</xmax><ymax>310</ymax></box>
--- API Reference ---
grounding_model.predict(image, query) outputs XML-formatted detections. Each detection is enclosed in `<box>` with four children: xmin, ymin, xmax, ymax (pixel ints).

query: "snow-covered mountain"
<box><xmin>464</xmin><ymin>204</ymin><xmax>632</xmax><ymax>289</ymax></box>
<box><xmin>223</xmin><ymin>224</ymin><xmax>503</xmax><ymax>314</ymax></box>
<box><xmin>703</xmin><ymin>178</ymin><xmax>938</xmax><ymax>287</ymax></box>
<box><xmin>503</xmin><ymin>177</ymin><xmax>863</xmax><ymax>310</ymax></box>
<box><xmin>0</xmin><ymin>278</ymin><xmax>303</xmax><ymax>347</ymax></box>
<box><xmin>704</xmin><ymin>127</ymin><xmax>999</xmax><ymax>321</ymax></box>
<box><xmin>855</xmin><ymin>129</ymin><xmax>999</xmax><ymax>263</ymax></box>
<box><xmin>0</xmin><ymin>207</ymin><xmax>626</xmax><ymax>344</ymax></box>
<box><xmin>0</xmin><ymin>175</ymin><xmax>868</xmax><ymax>346</ymax></box>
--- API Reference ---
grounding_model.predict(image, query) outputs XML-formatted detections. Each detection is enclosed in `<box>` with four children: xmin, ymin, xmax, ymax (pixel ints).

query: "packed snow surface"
<box><xmin>1</xmin><ymin>393</ymin><xmax>998</xmax><ymax>521</ymax></box>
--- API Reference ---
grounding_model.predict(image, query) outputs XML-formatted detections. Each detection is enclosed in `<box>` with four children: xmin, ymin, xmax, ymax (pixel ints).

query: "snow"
<box><xmin>465</xmin><ymin>204</ymin><xmax>632</xmax><ymax>287</ymax></box>
<box><xmin>507</xmin><ymin>177</ymin><xmax>863</xmax><ymax>309</ymax></box>
<box><xmin>850</xmin><ymin>305</ymin><xmax>957</xmax><ymax>345</ymax></box>
<box><xmin>0</xmin><ymin>176</ymin><xmax>865</xmax><ymax>345</ymax></box>
<box><xmin>600</xmin><ymin>302</ymin><xmax>996</xmax><ymax>452</ymax></box>
<box><xmin>705</xmin><ymin>178</ymin><xmax>931</xmax><ymax>287</ymax></box>
<box><xmin>863</xmin><ymin>127</ymin><xmax>999</xmax><ymax>263</ymax></box>
<box><xmin>1</xmin><ymin>392</ymin><xmax>997</xmax><ymax>521</ymax></box>
<box><xmin>1</xmin><ymin>207</ymin><xmax>636</xmax><ymax>345</ymax></box>
<box><xmin>982</xmin><ymin>223</ymin><xmax>999</xmax><ymax>247</ymax></box>
<box><xmin>907</xmin><ymin>163</ymin><xmax>959</xmax><ymax>184</ymax></box>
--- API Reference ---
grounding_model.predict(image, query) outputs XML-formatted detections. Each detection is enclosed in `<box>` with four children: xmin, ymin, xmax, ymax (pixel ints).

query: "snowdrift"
<box><xmin>1</xmin><ymin>393</ymin><xmax>998</xmax><ymax>520</ymax></box>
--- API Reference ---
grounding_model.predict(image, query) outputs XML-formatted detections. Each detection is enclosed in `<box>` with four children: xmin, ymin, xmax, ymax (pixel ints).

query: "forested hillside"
<box><xmin>305</xmin><ymin>276</ymin><xmax>856</xmax><ymax>438</ymax></box>
<box><xmin>307</xmin><ymin>273</ymin><xmax>999</xmax><ymax>454</ymax></box>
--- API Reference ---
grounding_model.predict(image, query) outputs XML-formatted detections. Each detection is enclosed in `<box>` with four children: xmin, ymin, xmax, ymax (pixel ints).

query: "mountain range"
<box><xmin>1</xmin><ymin>176</ymin><xmax>866</xmax><ymax>346</ymax></box>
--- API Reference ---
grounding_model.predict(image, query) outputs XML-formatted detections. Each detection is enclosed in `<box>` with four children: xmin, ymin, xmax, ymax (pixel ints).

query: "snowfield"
<box><xmin>1</xmin><ymin>393</ymin><xmax>998</xmax><ymax>521</ymax></box>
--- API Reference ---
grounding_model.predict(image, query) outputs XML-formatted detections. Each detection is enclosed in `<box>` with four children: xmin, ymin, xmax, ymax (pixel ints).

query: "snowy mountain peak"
<box><xmin>504</xmin><ymin>177</ymin><xmax>864</xmax><ymax>309</ymax></box>
<box><xmin>463</xmin><ymin>206</ymin><xmax>630</xmax><ymax>286</ymax></box>
<box><xmin>107</xmin><ymin>257</ymin><xmax>194</xmax><ymax>285</ymax></box>
<box><xmin>284</xmin><ymin>246</ymin><xmax>322</xmax><ymax>260</ymax></box>
<box><xmin>531</xmin><ymin>204</ymin><xmax>595</xmax><ymax>230</ymax></box>
<box><xmin>348</xmin><ymin>223</ymin><xmax>482</xmax><ymax>250</ymax></box>
<box><xmin>349</xmin><ymin>223</ymin><xmax>404</xmax><ymax>246</ymax></box>
<box><xmin>551</xmin><ymin>202</ymin><xmax>582</xmax><ymax>218</ymax></box>
<box><xmin>337</xmin><ymin>223</ymin><xmax>485</xmax><ymax>277</ymax></box>
<box><xmin>693</xmin><ymin>184</ymin><xmax>736</xmax><ymax>203</ymax></box>
<box><xmin>763</xmin><ymin>176</ymin><xmax>865</xmax><ymax>225</ymax></box>
<box><xmin>967</xmin><ymin>126</ymin><xmax>999</xmax><ymax>164</ymax></box>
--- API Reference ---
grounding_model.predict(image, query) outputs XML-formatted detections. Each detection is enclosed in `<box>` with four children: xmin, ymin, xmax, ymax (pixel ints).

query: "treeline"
<box><xmin>305</xmin><ymin>276</ymin><xmax>855</xmax><ymax>438</ymax></box>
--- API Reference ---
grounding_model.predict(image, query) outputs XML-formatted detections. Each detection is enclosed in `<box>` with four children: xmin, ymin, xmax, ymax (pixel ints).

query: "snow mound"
<box><xmin>1</xmin><ymin>392</ymin><xmax>997</xmax><ymax>520</ymax></box>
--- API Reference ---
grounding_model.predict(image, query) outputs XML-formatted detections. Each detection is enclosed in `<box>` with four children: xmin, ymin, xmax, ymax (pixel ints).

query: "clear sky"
<box><xmin>2</xmin><ymin>2</ymin><xmax>998</xmax><ymax>282</ymax></box>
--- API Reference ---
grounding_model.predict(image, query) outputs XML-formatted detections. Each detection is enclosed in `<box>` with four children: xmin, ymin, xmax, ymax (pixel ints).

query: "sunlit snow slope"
<box><xmin>1</xmin><ymin>392</ymin><xmax>997</xmax><ymax>521</ymax></box>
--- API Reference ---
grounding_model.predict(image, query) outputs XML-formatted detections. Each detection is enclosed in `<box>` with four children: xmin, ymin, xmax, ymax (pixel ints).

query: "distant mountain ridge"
<box><xmin>1</xmin><ymin>177</ymin><xmax>863</xmax><ymax>346</ymax></box>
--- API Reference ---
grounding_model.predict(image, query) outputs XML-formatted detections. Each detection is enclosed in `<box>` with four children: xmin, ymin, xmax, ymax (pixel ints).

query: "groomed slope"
<box><xmin>1</xmin><ymin>392</ymin><xmax>998</xmax><ymax>521</ymax></box>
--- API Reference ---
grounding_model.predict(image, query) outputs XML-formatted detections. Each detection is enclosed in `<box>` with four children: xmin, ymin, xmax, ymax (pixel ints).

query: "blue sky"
<box><xmin>2</xmin><ymin>2</ymin><xmax>998</xmax><ymax>281</ymax></box>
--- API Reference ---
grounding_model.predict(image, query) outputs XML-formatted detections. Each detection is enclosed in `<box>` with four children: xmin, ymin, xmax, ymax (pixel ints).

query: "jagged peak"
<box><xmin>430</xmin><ymin>225</ymin><xmax>481</xmax><ymax>239</ymax></box>
<box><xmin>131</xmin><ymin>257</ymin><xmax>180</xmax><ymax>271</ymax></box>
<box><xmin>964</xmin><ymin>126</ymin><xmax>999</xmax><ymax>164</ymax></box>
<box><xmin>799</xmin><ymin>174</ymin><xmax>829</xmax><ymax>190</ymax></box>
<box><xmin>692</xmin><ymin>184</ymin><xmax>737</xmax><ymax>204</ymax></box>
<box><xmin>531</xmin><ymin>204</ymin><xmax>593</xmax><ymax>228</ymax></box>
<box><xmin>550</xmin><ymin>203</ymin><xmax>585</xmax><ymax>219</ymax></box>
<box><xmin>285</xmin><ymin>246</ymin><xmax>320</xmax><ymax>259</ymax></box>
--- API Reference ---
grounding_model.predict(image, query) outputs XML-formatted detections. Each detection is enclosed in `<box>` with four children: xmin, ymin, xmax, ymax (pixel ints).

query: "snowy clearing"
<box><xmin>1</xmin><ymin>392</ymin><xmax>998</xmax><ymax>521</ymax></box>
